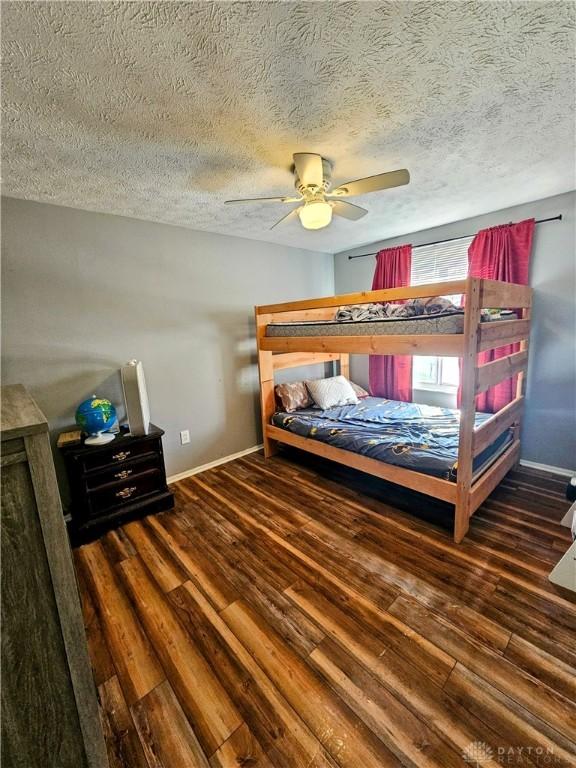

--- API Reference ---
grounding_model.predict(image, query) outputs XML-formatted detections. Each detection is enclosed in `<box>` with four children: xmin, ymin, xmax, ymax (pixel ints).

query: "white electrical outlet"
<box><xmin>180</xmin><ymin>429</ymin><xmax>190</xmax><ymax>445</ymax></box>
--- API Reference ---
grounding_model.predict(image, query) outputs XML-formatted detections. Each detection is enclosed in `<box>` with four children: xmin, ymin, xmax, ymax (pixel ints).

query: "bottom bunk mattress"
<box><xmin>271</xmin><ymin>396</ymin><xmax>512</xmax><ymax>482</ymax></box>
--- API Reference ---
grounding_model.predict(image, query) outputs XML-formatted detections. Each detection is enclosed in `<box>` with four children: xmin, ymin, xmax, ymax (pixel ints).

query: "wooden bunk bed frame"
<box><xmin>255</xmin><ymin>278</ymin><xmax>532</xmax><ymax>543</ymax></box>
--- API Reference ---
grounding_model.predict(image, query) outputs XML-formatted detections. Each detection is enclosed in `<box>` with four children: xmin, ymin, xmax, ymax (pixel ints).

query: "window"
<box><xmin>410</xmin><ymin>237</ymin><xmax>473</xmax><ymax>392</ymax></box>
<box><xmin>412</xmin><ymin>356</ymin><xmax>461</xmax><ymax>391</ymax></box>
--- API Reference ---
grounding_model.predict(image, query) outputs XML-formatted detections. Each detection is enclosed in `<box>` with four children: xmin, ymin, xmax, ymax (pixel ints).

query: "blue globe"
<box><xmin>75</xmin><ymin>396</ymin><xmax>117</xmax><ymax>436</ymax></box>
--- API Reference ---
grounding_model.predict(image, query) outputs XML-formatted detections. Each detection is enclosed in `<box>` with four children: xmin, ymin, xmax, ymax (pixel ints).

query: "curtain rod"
<box><xmin>347</xmin><ymin>214</ymin><xmax>563</xmax><ymax>260</ymax></box>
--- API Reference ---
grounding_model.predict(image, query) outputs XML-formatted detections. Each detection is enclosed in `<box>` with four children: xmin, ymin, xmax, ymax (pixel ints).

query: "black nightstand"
<box><xmin>59</xmin><ymin>424</ymin><xmax>174</xmax><ymax>545</ymax></box>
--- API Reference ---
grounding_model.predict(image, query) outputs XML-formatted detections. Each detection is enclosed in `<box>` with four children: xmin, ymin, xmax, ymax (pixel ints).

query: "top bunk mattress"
<box><xmin>266</xmin><ymin>311</ymin><xmax>465</xmax><ymax>337</ymax></box>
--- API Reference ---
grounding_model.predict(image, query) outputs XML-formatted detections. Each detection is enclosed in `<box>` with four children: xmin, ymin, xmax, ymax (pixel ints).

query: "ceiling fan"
<box><xmin>224</xmin><ymin>153</ymin><xmax>410</xmax><ymax>231</ymax></box>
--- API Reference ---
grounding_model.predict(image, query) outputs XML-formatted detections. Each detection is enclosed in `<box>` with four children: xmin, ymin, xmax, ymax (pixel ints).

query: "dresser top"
<box><xmin>59</xmin><ymin>423</ymin><xmax>164</xmax><ymax>457</ymax></box>
<box><xmin>1</xmin><ymin>384</ymin><xmax>48</xmax><ymax>441</ymax></box>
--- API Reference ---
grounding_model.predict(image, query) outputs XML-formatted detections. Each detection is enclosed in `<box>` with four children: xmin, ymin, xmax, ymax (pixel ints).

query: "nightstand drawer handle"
<box><xmin>116</xmin><ymin>486</ymin><xmax>137</xmax><ymax>499</ymax></box>
<box><xmin>112</xmin><ymin>451</ymin><xmax>131</xmax><ymax>462</ymax></box>
<box><xmin>114</xmin><ymin>469</ymin><xmax>132</xmax><ymax>480</ymax></box>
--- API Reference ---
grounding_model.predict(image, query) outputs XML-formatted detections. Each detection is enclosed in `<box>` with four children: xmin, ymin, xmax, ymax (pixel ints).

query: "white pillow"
<box><xmin>305</xmin><ymin>375</ymin><xmax>359</xmax><ymax>410</ymax></box>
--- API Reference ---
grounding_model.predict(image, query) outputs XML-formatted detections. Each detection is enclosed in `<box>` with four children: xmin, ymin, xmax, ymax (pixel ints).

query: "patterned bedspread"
<box><xmin>271</xmin><ymin>397</ymin><xmax>512</xmax><ymax>481</ymax></box>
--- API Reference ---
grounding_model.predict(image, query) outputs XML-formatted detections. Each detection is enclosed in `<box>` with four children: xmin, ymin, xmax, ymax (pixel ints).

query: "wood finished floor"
<box><xmin>74</xmin><ymin>451</ymin><xmax>576</xmax><ymax>768</ymax></box>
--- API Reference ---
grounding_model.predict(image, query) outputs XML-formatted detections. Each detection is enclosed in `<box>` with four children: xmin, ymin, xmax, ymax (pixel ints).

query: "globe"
<box><xmin>75</xmin><ymin>396</ymin><xmax>117</xmax><ymax>443</ymax></box>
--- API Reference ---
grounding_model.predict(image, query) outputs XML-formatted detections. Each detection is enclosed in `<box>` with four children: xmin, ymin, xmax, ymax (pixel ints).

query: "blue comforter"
<box><xmin>271</xmin><ymin>397</ymin><xmax>510</xmax><ymax>481</ymax></box>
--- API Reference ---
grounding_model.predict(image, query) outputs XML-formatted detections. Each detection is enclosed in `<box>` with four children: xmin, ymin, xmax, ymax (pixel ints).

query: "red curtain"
<box><xmin>369</xmin><ymin>244</ymin><xmax>412</xmax><ymax>401</ymax></box>
<box><xmin>468</xmin><ymin>218</ymin><xmax>535</xmax><ymax>412</ymax></box>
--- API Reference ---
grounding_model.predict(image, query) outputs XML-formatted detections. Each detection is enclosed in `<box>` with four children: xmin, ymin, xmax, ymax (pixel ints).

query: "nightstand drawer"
<box><xmin>81</xmin><ymin>440</ymin><xmax>157</xmax><ymax>474</ymax></box>
<box><xmin>85</xmin><ymin>454</ymin><xmax>160</xmax><ymax>490</ymax></box>
<box><xmin>88</xmin><ymin>469</ymin><xmax>163</xmax><ymax>516</ymax></box>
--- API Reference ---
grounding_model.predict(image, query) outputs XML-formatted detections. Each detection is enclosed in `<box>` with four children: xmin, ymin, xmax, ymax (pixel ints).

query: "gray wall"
<box><xmin>334</xmin><ymin>191</ymin><xmax>576</xmax><ymax>470</ymax></box>
<box><xmin>1</xmin><ymin>197</ymin><xmax>333</xmax><ymax>490</ymax></box>
<box><xmin>3</xmin><ymin>192</ymin><xmax>574</xmax><ymax>484</ymax></box>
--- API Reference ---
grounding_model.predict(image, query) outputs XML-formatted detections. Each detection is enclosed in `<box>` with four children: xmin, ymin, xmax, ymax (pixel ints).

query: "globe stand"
<box><xmin>85</xmin><ymin>431</ymin><xmax>116</xmax><ymax>446</ymax></box>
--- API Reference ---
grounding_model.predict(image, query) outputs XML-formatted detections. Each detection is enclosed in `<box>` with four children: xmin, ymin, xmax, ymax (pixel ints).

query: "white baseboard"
<box><xmin>519</xmin><ymin>459</ymin><xmax>574</xmax><ymax>478</ymax></box>
<box><xmin>167</xmin><ymin>444</ymin><xmax>263</xmax><ymax>484</ymax></box>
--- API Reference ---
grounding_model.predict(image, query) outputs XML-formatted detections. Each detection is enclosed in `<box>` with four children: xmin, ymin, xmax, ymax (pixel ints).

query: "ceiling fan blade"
<box><xmin>332</xmin><ymin>168</ymin><xmax>410</xmax><ymax>197</ymax></box>
<box><xmin>270</xmin><ymin>207</ymin><xmax>301</xmax><ymax>230</ymax></box>
<box><xmin>331</xmin><ymin>200</ymin><xmax>368</xmax><ymax>221</ymax></box>
<box><xmin>224</xmin><ymin>196</ymin><xmax>300</xmax><ymax>205</ymax></box>
<box><xmin>293</xmin><ymin>153</ymin><xmax>323</xmax><ymax>188</ymax></box>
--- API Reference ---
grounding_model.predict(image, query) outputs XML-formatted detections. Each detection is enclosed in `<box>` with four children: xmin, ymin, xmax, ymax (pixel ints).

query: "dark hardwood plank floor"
<box><xmin>74</xmin><ymin>450</ymin><xmax>576</xmax><ymax>768</ymax></box>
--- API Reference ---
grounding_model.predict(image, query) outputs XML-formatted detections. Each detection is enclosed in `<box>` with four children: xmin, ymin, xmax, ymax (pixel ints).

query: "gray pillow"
<box><xmin>305</xmin><ymin>375</ymin><xmax>359</xmax><ymax>410</ymax></box>
<box><xmin>350</xmin><ymin>381</ymin><xmax>370</xmax><ymax>398</ymax></box>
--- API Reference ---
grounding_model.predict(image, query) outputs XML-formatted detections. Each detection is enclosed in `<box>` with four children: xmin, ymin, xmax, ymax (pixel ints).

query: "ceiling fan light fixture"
<box><xmin>298</xmin><ymin>200</ymin><xmax>332</xmax><ymax>230</ymax></box>
<box><xmin>226</xmin><ymin>153</ymin><xmax>409</xmax><ymax>231</ymax></box>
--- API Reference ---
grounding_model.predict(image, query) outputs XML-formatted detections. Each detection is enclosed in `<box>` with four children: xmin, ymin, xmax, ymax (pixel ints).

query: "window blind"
<box><xmin>410</xmin><ymin>236</ymin><xmax>473</xmax><ymax>393</ymax></box>
<box><xmin>410</xmin><ymin>237</ymin><xmax>472</xmax><ymax>286</ymax></box>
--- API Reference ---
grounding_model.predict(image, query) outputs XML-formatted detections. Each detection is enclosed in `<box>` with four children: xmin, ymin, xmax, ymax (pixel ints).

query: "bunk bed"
<box><xmin>255</xmin><ymin>278</ymin><xmax>532</xmax><ymax>543</ymax></box>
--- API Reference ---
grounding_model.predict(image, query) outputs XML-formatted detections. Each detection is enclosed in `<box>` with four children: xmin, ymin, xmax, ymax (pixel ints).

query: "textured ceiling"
<box><xmin>2</xmin><ymin>1</ymin><xmax>575</xmax><ymax>252</ymax></box>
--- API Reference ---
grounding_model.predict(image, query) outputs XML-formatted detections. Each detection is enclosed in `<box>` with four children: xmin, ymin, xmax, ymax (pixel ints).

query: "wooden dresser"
<box><xmin>60</xmin><ymin>424</ymin><xmax>174</xmax><ymax>544</ymax></box>
<box><xmin>1</xmin><ymin>385</ymin><xmax>108</xmax><ymax>768</ymax></box>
